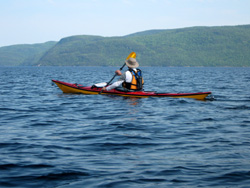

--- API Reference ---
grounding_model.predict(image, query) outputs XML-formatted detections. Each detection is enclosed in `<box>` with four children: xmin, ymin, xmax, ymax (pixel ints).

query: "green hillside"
<box><xmin>130</xmin><ymin>25</ymin><xmax>250</xmax><ymax>66</ymax></box>
<box><xmin>38</xmin><ymin>25</ymin><xmax>250</xmax><ymax>67</ymax></box>
<box><xmin>1</xmin><ymin>25</ymin><xmax>250</xmax><ymax>67</ymax></box>
<box><xmin>0</xmin><ymin>41</ymin><xmax>56</xmax><ymax>66</ymax></box>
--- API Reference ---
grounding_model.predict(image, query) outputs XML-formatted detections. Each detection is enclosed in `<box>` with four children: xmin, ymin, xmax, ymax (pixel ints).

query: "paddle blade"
<box><xmin>126</xmin><ymin>52</ymin><xmax>136</xmax><ymax>60</ymax></box>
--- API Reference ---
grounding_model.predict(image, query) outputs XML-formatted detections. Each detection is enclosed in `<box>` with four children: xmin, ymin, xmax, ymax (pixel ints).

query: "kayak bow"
<box><xmin>52</xmin><ymin>80</ymin><xmax>212</xmax><ymax>100</ymax></box>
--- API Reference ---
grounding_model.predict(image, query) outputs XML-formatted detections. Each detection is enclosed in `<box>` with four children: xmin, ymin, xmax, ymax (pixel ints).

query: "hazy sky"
<box><xmin>0</xmin><ymin>0</ymin><xmax>249</xmax><ymax>47</ymax></box>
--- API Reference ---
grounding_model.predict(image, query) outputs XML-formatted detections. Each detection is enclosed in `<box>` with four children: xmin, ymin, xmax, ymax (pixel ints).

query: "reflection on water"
<box><xmin>105</xmin><ymin>95</ymin><xmax>142</xmax><ymax>106</ymax></box>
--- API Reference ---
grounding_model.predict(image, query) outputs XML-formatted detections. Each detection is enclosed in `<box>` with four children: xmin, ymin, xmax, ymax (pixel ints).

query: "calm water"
<box><xmin>0</xmin><ymin>66</ymin><xmax>250</xmax><ymax>188</ymax></box>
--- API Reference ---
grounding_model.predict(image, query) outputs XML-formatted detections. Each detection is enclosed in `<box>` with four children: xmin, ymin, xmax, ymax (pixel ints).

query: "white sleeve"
<box><xmin>106</xmin><ymin>72</ymin><xmax>126</xmax><ymax>91</ymax></box>
<box><xmin>125</xmin><ymin>71</ymin><xmax>133</xmax><ymax>82</ymax></box>
<box><xmin>106</xmin><ymin>80</ymin><xmax>124</xmax><ymax>91</ymax></box>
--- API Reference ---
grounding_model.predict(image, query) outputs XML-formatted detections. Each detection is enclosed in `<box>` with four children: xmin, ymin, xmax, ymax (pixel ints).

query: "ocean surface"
<box><xmin>0</xmin><ymin>66</ymin><xmax>250</xmax><ymax>188</ymax></box>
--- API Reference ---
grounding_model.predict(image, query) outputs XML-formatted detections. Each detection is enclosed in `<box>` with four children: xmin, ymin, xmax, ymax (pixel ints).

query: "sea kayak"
<box><xmin>52</xmin><ymin>80</ymin><xmax>212</xmax><ymax>100</ymax></box>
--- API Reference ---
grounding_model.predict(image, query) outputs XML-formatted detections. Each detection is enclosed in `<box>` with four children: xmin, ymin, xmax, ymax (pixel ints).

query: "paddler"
<box><xmin>101</xmin><ymin>57</ymin><xmax>144</xmax><ymax>91</ymax></box>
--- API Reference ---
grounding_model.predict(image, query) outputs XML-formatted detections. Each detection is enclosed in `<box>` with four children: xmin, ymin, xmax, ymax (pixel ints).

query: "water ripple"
<box><xmin>0</xmin><ymin>66</ymin><xmax>250</xmax><ymax>188</ymax></box>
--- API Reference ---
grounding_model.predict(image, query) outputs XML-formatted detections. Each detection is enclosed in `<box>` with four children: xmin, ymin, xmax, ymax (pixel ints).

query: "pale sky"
<box><xmin>0</xmin><ymin>0</ymin><xmax>249</xmax><ymax>47</ymax></box>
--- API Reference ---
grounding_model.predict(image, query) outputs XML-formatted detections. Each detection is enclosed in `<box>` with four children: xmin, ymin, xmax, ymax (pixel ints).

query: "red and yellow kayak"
<box><xmin>52</xmin><ymin>80</ymin><xmax>212</xmax><ymax>100</ymax></box>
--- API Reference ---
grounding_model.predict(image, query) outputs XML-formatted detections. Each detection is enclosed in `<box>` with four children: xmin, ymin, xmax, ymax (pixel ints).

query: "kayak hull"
<box><xmin>52</xmin><ymin>80</ymin><xmax>212</xmax><ymax>100</ymax></box>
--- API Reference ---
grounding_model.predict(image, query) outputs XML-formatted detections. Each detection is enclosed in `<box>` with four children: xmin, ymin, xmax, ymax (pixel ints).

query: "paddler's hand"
<box><xmin>99</xmin><ymin>87</ymin><xmax>106</xmax><ymax>94</ymax></box>
<box><xmin>115</xmin><ymin>70</ymin><xmax>122</xmax><ymax>76</ymax></box>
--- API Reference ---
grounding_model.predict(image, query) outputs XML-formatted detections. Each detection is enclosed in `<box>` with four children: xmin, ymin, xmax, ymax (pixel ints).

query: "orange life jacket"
<box><xmin>123</xmin><ymin>68</ymin><xmax>144</xmax><ymax>90</ymax></box>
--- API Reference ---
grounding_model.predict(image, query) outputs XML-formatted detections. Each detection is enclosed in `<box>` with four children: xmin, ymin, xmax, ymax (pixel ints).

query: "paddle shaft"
<box><xmin>106</xmin><ymin>52</ymin><xmax>136</xmax><ymax>85</ymax></box>
<box><xmin>99</xmin><ymin>52</ymin><xmax>136</xmax><ymax>94</ymax></box>
<box><xmin>106</xmin><ymin>63</ymin><xmax>126</xmax><ymax>85</ymax></box>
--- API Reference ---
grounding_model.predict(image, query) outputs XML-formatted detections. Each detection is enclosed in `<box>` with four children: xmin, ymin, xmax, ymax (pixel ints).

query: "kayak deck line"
<box><xmin>52</xmin><ymin>80</ymin><xmax>212</xmax><ymax>100</ymax></box>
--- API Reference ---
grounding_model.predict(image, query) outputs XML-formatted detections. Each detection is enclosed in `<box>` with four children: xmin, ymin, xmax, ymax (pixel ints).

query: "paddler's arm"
<box><xmin>102</xmin><ymin>70</ymin><xmax>125</xmax><ymax>91</ymax></box>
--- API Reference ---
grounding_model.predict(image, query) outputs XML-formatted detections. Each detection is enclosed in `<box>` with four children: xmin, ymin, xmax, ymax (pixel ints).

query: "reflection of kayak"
<box><xmin>52</xmin><ymin>80</ymin><xmax>212</xmax><ymax>100</ymax></box>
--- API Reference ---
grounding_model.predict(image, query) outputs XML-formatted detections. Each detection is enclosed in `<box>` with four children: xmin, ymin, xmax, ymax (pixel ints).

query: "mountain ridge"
<box><xmin>1</xmin><ymin>25</ymin><xmax>250</xmax><ymax>67</ymax></box>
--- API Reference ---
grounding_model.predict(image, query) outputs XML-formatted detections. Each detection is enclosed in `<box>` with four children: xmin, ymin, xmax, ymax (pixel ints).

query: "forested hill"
<box><xmin>1</xmin><ymin>25</ymin><xmax>250</xmax><ymax>67</ymax></box>
<box><xmin>0</xmin><ymin>42</ymin><xmax>56</xmax><ymax>66</ymax></box>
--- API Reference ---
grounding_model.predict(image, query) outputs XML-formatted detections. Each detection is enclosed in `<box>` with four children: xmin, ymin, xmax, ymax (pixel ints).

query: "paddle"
<box><xmin>107</xmin><ymin>52</ymin><xmax>136</xmax><ymax>85</ymax></box>
<box><xmin>99</xmin><ymin>52</ymin><xmax>136</xmax><ymax>94</ymax></box>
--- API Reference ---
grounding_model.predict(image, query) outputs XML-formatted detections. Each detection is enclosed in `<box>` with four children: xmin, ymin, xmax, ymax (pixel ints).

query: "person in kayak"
<box><xmin>102</xmin><ymin>57</ymin><xmax>144</xmax><ymax>91</ymax></box>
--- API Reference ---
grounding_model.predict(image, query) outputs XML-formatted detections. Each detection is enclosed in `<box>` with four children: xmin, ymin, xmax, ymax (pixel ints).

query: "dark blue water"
<box><xmin>0</xmin><ymin>66</ymin><xmax>250</xmax><ymax>188</ymax></box>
